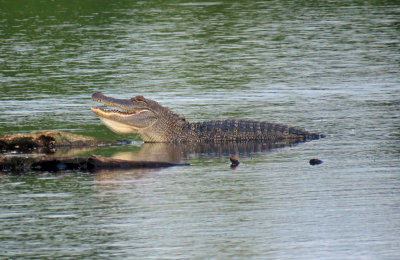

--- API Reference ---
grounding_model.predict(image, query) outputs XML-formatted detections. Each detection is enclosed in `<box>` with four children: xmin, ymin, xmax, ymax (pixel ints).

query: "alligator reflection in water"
<box><xmin>93</xmin><ymin>140</ymin><xmax>302</xmax><ymax>187</ymax></box>
<box><xmin>0</xmin><ymin>138</ymin><xmax>309</xmax><ymax>175</ymax></box>
<box><xmin>109</xmin><ymin>139</ymin><xmax>303</xmax><ymax>164</ymax></box>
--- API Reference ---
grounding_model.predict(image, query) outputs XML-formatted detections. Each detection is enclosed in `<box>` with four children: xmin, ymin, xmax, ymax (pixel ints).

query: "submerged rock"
<box><xmin>0</xmin><ymin>154</ymin><xmax>188</xmax><ymax>174</ymax></box>
<box><xmin>0</xmin><ymin>131</ymin><xmax>188</xmax><ymax>174</ymax></box>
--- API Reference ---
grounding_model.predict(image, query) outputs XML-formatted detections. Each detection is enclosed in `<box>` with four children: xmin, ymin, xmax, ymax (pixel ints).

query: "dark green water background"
<box><xmin>1</xmin><ymin>0</ymin><xmax>400</xmax><ymax>259</ymax></box>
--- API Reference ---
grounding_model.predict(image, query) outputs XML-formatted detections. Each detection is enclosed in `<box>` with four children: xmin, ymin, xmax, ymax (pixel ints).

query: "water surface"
<box><xmin>1</xmin><ymin>0</ymin><xmax>400</xmax><ymax>259</ymax></box>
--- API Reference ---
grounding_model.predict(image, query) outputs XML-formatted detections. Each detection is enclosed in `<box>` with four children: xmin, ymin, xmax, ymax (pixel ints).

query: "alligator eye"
<box><xmin>132</xmin><ymin>96</ymin><xmax>146</xmax><ymax>103</ymax></box>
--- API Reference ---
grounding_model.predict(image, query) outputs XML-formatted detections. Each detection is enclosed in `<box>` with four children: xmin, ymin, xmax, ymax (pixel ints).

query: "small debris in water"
<box><xmin>309</xmin><ymin>158</ymin><xmax>323</xmax><ymax>165</ymax></box>
<box><xmin>230</xmin><ymin>155</ymin><xmax>240</xmax><ymax>169</ymax></box>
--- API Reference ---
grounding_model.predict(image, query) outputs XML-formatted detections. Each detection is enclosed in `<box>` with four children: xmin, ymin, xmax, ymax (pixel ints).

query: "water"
<box><xmin>1</xmin><ymin>0</ymin><xmax>400</xmax><ymax>259</ymax></box>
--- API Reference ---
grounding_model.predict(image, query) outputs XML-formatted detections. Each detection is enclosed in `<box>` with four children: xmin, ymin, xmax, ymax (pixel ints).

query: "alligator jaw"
<box><xmin>91</xmin><ymin>91</ymin><xmax>151</xmax><ymax>120</ymax></box>
<box><xmin>90</xmin><ymin>106</ymin><xmax>146</xmax><ymax>118</ymax></box>
<box><xmin>91</xmin><ymin>92</ymin><xmax>159</xmax><ymax>135</ymax></box>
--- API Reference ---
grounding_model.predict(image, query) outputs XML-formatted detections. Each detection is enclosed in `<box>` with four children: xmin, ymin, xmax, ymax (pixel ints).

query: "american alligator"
<box><xmin>91</xmin><ymin>92</ymin><xmax>325</xmax><ymax>143</ymax></box>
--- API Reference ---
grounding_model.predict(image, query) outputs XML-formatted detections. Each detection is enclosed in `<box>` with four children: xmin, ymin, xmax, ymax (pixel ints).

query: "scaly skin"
<box><xmin>91</xmin><ymin>92</ymin><xmax>325</xmax><ymax>143</ymax></box>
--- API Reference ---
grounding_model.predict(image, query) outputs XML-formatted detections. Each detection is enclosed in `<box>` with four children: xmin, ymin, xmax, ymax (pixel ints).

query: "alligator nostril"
<box><xmin>92</xmin><ymin>92</ymin><xmax>103</xmax><ymax>100</ymax></box>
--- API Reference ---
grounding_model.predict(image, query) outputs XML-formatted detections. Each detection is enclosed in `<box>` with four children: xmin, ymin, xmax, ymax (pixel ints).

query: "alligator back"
<box><xmin>182</xmin><ymin>120</ymin><xmax>324</xmax><ymax>143</ymax></box>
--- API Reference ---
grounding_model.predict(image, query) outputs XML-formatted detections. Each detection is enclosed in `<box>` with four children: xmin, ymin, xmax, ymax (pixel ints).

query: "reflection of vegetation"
<box><xmin>1</xmin><ymin>0</ymin><xmax>128</xmax><ymax>26</ymax></box>
<box><xmin>87</xmin><ymin>142</ymin><xmax>142</xmax><ymax>158</ymax></box>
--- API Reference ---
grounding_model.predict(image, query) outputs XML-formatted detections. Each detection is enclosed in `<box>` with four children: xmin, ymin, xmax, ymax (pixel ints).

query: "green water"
<box><xmin>1</xmin><ymin>0</ymin><xmax>400</xmax><ymax>259</ymax></box>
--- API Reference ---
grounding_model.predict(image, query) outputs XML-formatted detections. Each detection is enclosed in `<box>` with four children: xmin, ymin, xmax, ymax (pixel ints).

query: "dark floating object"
<box><xmin>309</xmin><ymin>158</ymin><xmax>323</xmax><ymax>165</ymax></box>
<box><xmin>0</xmin><ymin>155</ymin><xmax>188</xmax><ymax>174</ymax></box>
<box><xmin>230</xmin><ymin>155</ymin><xmax>240</xmax><ymax>168</ymax></box>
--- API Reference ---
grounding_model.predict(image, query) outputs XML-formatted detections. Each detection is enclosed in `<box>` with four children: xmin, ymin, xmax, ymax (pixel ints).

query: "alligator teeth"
<box><xmin>101</xmin><ymin>107</ymin><xmax>141</xmax><ymax>115</ymax></box>
<box><xmin>91</xmin><ymin>106</ymin><xmax>145</xmax><ymax>117</ymax></box>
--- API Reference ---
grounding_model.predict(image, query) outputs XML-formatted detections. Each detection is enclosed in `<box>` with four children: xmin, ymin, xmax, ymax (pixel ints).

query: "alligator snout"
<box><xmin>92</xmin><ymin>92</ymin><xmax>104</xmax><ymax>101</ymax></box>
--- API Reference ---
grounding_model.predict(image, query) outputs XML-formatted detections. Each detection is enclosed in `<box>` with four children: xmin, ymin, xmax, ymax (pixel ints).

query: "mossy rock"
<box><xmin>0</xmin><ymin>131</ymin><xmax>105</xmax><ymax>152</ymax></box>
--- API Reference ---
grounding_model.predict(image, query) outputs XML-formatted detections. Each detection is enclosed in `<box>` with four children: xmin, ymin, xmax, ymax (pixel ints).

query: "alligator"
<box><xmin>91</xmin><ymin>92</ymin><xmax>325</xmax><ymax>143</ymax></box>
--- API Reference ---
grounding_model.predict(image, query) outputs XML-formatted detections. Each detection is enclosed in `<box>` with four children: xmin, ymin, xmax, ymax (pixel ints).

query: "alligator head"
<box><xmin>91</xmin><ymin>92</ymin><xmax>187</xmax><ymax>142</ymax></box>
